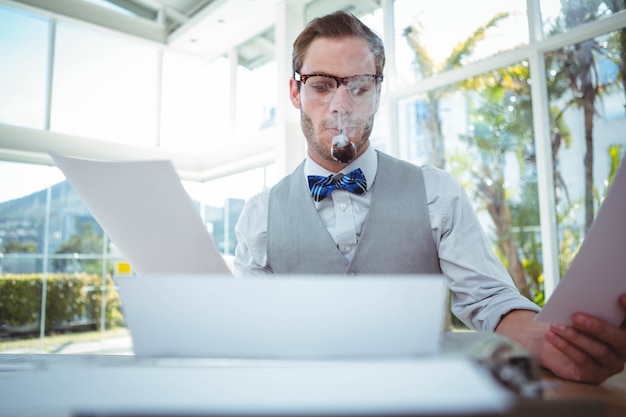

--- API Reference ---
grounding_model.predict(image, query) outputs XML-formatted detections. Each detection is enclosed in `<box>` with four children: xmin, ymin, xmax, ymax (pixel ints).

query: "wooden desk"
<box><xmin>534</xmin><ymin>367</ymin><xmax>626</xmax><ymax>417</ymax></box>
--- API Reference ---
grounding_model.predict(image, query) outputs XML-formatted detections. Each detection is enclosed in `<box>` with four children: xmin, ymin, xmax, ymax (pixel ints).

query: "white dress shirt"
<box><xmin>234</xmin><ymin>145</ymin><xmax>540</xmax><ymax>331</ymax></box>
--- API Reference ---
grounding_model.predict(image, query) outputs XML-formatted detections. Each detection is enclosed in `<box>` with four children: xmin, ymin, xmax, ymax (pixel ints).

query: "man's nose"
<box><xmin>328</xmin><ymin>84</ymin><xmax>352</xmax><ymax>113</ymax></box>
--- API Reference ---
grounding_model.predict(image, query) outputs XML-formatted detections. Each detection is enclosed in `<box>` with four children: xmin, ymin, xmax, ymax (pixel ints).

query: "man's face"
<box><xmin>289</xmin><ymin>37</ymin><xmax>380</xmax><ymax>171</ymax></box>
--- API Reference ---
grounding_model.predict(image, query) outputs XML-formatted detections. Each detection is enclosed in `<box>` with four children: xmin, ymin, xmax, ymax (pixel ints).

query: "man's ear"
<box><xmin>289</xmin><ymin>78</ymin><xmax>301</xmax><ymax>109</ymax></box>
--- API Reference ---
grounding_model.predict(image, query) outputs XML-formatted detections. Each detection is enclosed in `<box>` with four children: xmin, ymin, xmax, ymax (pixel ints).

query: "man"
<box><xmin>234</xmin><ymin>10</ymin><xmax>626</xmax><ymax>383</ymax></box>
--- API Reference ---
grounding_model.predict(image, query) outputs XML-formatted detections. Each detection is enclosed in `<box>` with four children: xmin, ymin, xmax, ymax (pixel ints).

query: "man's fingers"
<box><xmin>572</xmin><ymin>313</ymin><xmax>626</xmax><ymax>358</ymax></box>
<box><xmin>545</xmin><ymin>327</ymin><xmax>594</xmax><ymax>365</ymax></box>
<box><xmin>547</xmin><ymin>322</ymin><xmax>626</xmax><ymax>377</ymax></box>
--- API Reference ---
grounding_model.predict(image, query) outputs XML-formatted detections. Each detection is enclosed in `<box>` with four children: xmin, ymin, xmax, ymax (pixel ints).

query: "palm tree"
<box><xmin>549</xmin><ymin>0</ymin><xmax>626</xmax><ymax>233</ymax></box>
<box><xmin>404</xmin><ymin>14</ymin><xmax>537</xmax><ymax>298</ymax></box>
<box><xmin>603</xmin><ymin>1</ymin><xmax>626</xmax><ymax>114</ymax></box>
<box><xmin>457</xmin><ymin>65</ymin><xmax>536</xmax><ymax>299</ymax></box>
<box><xmin>403</xmin><ymin>12</ymin><xmax>509</xmax><ymax>169</ymax></box>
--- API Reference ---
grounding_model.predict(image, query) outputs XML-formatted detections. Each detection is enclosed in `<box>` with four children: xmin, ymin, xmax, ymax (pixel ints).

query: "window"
<box><xmin>160</xmin><ymin>53</ymin><xmax>230</xmax><ymax>154</ymax></box>
<box><xmin>0</xmin><ymin>160</ymin><xmax>276</xmax><ymax>352</ymax></box>
<box><xmin>236</xmin><ymin>60</ymin><xmax>277</xmax><ymax>139</ymax></box>
<box><xmin>51</xmin><ymin>21</ymin><xmax>159</xmax><ymax>145</ymax></box>
<box><xmin>234</xmin><ymin>27</ymin><xmax>277</xmax><ymax>141</ymax></box>
<box><xmin>394</xmin><ymin>0</ymin><xmax>529</xmax><ymax>85</ymax></box>
<box><xmin>399</xmin><ymin>62</ymin><xmax>542</xmax><ymax>304</ymax></box>
<box><xmin>0</xmin><ymin>6</ymin><xmax>48</xmax><ymax>129</ymax></box>
<box><xmin>0</xmin><ymin>161</ymin><xmax>125</xmax><ymax>351</ymax></box>
<box><xmin>546</xmin><ymin>30</ymin><xmax>626</xmax><ymax>278</ymax></box>
<box><xmin>183</xmin><ymin>164</ymin><xmax>278</xmax><ymax>256</ymax></box>
<box><xmin>541</xmin><ymin>0</ymin><xmax>626</xmax><ymax>37</ymax></box>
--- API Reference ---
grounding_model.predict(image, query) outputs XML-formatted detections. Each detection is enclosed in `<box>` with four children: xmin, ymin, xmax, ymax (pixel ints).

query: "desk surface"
<box><xmin>0</xmin><ymin>332</ymin><xmax>624</xmax><ymax>417</ymax></box>
<box><xmin>540</xmin><ymin>367</ymin><xmax>626</xmax><ymax>417</ymax></box>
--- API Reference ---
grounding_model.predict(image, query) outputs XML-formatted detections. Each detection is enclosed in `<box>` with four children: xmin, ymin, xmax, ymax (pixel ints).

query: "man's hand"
<box><xmin>495</xmin><ymin>294</ymin><xmax>626</xmax><ymax>383</ymax></box>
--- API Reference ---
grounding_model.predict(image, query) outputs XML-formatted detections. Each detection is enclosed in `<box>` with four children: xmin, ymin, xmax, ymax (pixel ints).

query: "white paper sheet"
<box><xmin>115</xmin><ymin>274</ymin><xmax>447</xmax><ymax>359</ymax></box>
<box><xmin>0</xmin><ymin>356</ymin><xmax>514</xmax><ymax>417</ymax></box>
<box><xmin>49</xmin><ymin>151</ymin><xmax>231</xmax><ymax>275</ymax></box>
<box><xmin>536</xmin><ymin>157</ymin><xmax>626</xmax><ymax>326</ymax></box>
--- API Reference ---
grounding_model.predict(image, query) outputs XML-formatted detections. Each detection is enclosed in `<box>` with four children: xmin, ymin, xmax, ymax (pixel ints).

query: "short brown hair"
<box><xmin>292</xmin><ymin>11</ymin><xmax>385</xmax><ymax>77</ymax></box>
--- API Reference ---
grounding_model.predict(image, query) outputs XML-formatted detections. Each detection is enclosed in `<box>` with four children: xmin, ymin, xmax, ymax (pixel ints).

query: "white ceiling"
<box><xmin>167</xmin><ymin>0</ymin><xmax>283</xmax><ymax>58</ymax></box>
<box><xmin>12</xmin><ymin>0</ymin><xmax>380</xmax><ymax>63</ymax></box>
<box><xmin>13</xmin><ymin>0</ymin><xmax>288</xmax><ymax>62</ymax></box>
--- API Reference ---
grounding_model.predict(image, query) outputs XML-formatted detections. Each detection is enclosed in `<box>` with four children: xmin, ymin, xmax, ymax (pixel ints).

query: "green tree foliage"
<box><xmin>52</xmin><ymin>223</ymin><xmax>110</xmax><ymax>274</ymax></box>
<box><xmin>456</xmin><ymin>64</ymin><xmax>536</xmax><ymax>299</ymax></box>
<box><xmin>403</xmin><ymin>12</ymin><xmax>510</xmax><ymax>169</ymax></box>
<box><xmin>2</xmin><ymin>240</ymin><xmax>37</xmax><ymax>253</ymax></box>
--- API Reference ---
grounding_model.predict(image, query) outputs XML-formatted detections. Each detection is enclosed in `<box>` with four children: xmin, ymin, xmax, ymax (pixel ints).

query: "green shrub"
<box><xmin>0</xmin><ymin>273</ymin><xmax>124</xmax><ymax>333</ymax></box>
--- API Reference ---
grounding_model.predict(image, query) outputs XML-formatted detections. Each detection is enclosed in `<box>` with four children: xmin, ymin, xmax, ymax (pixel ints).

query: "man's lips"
<box><xmin>327</xmin><ymin>126</ymin><xmax>356</xmax><ymax>135</ymax></box>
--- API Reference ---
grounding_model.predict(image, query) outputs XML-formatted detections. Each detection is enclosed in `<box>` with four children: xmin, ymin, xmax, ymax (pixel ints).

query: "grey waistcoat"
<box><xmin>267</xmin><ymin>151</ymin><xmax>441</xmax><ymax>274</ymax></box>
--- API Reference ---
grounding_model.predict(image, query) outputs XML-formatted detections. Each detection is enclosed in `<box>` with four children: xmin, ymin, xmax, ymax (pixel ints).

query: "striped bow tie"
<box><xmin>307</xmin><ymin>168</ymin><xmax>367</xmax><ymax>202</ymax></box>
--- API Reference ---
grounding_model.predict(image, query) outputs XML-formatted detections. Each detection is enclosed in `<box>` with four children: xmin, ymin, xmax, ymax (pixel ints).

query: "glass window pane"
<box><xmin>398</xmin><ymin>62</ymin><xmax>542</xmax><ymax>304</ymax></box>
<box><xmin>51</xmin><ymin>22</ymin><xmax>159</xmax><ymax>146</ymax></box>
<box><xmin>394</xmin><ymin>0</ymin><xmax>528</xmax><ymax>85</ymax></box>
<box><xmin>234</xmin><ymin>27</ymin><xmax>276</xmax><ymax>141</ymax></box>
<box><xmin>546</xmin><ymin>30</ymin><xmax>626</xmax><ymax>278</ymax></box>
<box><xmin>541</xmin><ymin>0</ymin><xmax>626</xmax><ymax>37</ymax></box>
<box><xmin>0</xmin><ymin>6</ymin><xmax>48</xmax><ymax>129</ymax></box>
<box><xmin>0</xmin><ymin>161</ymin><xmax>126</xmax><ymax>354</ymax></box>
<box><xmin>183</xmin><ymin>165</ymin><xmax>278</xmax><ymax>257</ymax></box>
<box><xmin>160</xmin><ymin>53</ymin><xmax>230</xmax><ymax>154</ymax></box>
<box><xmin>235</xmin><ymin>60</ymin><xmax>277</xmax><ymax>140</ymax></box>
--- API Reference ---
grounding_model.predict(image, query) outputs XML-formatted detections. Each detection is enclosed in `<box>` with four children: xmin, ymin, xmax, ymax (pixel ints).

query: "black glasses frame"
<box><xmin>294</xmin><ymin>72</ymin><xmax>384</xmax><ymax>87</ymax></box>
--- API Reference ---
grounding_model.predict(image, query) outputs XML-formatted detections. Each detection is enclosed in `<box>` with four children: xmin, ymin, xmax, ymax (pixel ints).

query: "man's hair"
<box><xmin>292</xmin><ymin>10</ymin><xmax>385</xmax><ymax>77</ymax></box>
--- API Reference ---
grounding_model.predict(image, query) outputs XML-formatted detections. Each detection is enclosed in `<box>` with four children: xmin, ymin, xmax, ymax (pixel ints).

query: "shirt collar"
<box><xmin>304</xmin><ymin>144</ymin><xmax>377</xmax><ymax>191</ymax></box>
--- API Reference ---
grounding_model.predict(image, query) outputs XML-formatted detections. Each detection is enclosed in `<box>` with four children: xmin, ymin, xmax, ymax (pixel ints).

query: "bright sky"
<box><xmin>0</xmin><ymin>162</ymin><xmax>66</xmax><ymax>203</ymax></box>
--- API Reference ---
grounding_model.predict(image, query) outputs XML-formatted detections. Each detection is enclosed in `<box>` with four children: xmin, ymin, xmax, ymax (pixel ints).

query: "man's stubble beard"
<box><xmin>300</xmin><ymin>110</ymin><xmax>375</xmax><ymax>164</ymax></box>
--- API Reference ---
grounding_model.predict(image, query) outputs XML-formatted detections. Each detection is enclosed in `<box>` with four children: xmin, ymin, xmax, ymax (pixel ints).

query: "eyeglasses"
<box><xmin>294</xmin><ymin>72</ymin><xmax>383</xmax><ymax>103</ymax></box>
